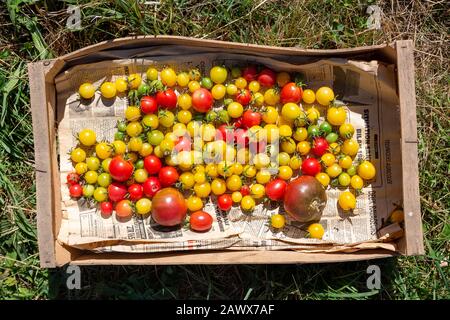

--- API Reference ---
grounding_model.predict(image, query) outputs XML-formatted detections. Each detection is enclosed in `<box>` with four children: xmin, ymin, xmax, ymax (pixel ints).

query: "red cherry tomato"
<box><xmin>280</xmin><ymin>82</ymin><xmax>303</xmax><ymax>104</ymax></box>
<box><xmin>66</xmin><ymin>172</ymin><xmax>80</xmax><ymax>185</ymax></box>
<box><xmin>128</xmin><ymin>183</ymin><xmax>144</xmax><ymax>201</ymax></box>
<box><xmin>265</xmin><ymin>179</ymin><xmax>288</xmax><ymax>201</ymax></box>
<box><xmin>140</xmin><ymin>95</ymin><xmax>158</xmax><ymax>114</ymax></box>
<box><xmin>233</xmin><ymin>116</ymin><xmax>243</xmax><ymax>129</ymax></box>
<box><xmin>240</xmin><ymin>185</ymin><xmax>251</xmax><ymax>196</ymax></box>
<box><xmin>115</xmin><ymin>200</ymin><xmax>133</xmax><ymax>218</ymax></box>
<box><xmin>242</xmin><ymin>65</ymin><xmax>258</xmax><ymax>81</ymax></box>
<box><xmin>190</xmin><ymin>211</ymin><xmax>213</xmax><ymax>232</ymax></box>
<box><xmin>100</xmin><ymin>201</ymin><xmax>113</xmax><ymax>216</ymax></box>
<box><xmin>69</xmin><ymin>183</ymin><xmax>82</xmax><ymax>198</ymax></box>
<box><xmin>192</xmin><ymin>88</ymin><xmax>213</xmax><ymax>113</ymax></box>
<box><xmin>257</xmin><ymin>68</ymin><xmax>276</xmax><ymax>87</ymax></box>
<box><xmin>218</xmin><ymin>194</ymin><xmax>233</xmax><ymax>211</ymax></box>
<box><xmin>215</xmin><ymin>124</ymin><xmax>235</xmax><ymax>143</ymax></box>
<box><xmin>108</xmin><ymin>182</ymin><xmax>128</xmax><ymax>202</ymax></box>
<box><xmin>174</xmin><ymin>136</ymin><xmax>192</xmax><ymax>152</ymax></box>
<box><xmin>109</xmin><ymin>156</ymin><xmax>133</xmax><ymax>182</ymax></box>
<box><xmin>236</xmin><ymin>89</ymin><xmax>252</xmax><ymax>106</ymax></box>
<box><xmin>311</xmin><ymin>137</ymin><xmax>329</xmax><ymax>157</ymax></box>
<box><xmin>156</xmin><ymin>88</ymin><xmax>177</xmax><ymax>109</ymax></box>
<box><xmin>242</xmin><ymin>110</ymin><xmax>261</xmax><ymax>128</ymax></box>
<box><xmin>144</xmin><ymin>155</ymin><xmax>162</xmax><ymax>175</ymax></box>
<box><xmin>143</xmin><ymin>177</ymin><xmax>161</xmax><ymax>198</ymax></box>
<box><xmin>301</xmin><ymin>158</ymin><xmax>321</xmax><ymax>176</ymax></box>
<box><xmin>158</xmin><ymin>166</ymin><xmax>179</xmax><ymax>187</ymax></box>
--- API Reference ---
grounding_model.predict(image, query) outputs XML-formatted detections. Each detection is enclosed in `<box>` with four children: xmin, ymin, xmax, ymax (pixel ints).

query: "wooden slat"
<box><xmin>69</xmin><ymin>249</ymin><xmax>397</xmax><ymax>266</ymax></box>
<box><xmin>396</xmin><ymin>40</ymin><xmax>424</xmax><ymax>255</ymax></box>
<box><xmin>28</xmin><ymin>61</ymin><xmax>56</xmax><ymax>268</ymax></box>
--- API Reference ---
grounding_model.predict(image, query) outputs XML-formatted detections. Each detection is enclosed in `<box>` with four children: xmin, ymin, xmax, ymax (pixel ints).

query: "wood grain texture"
<box><xmin>28</xmin><ymin>61</ymin><xmax>57</xmax><ymax>268</ymax></box>
<box><xmin>396</xmin><ymin>40</ymin><xmax>424</xmax><ymax>255</ymax></box>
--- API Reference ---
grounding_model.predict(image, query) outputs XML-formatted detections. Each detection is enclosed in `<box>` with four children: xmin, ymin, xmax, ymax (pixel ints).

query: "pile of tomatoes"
<box><xmin>68</xmin><ymin>64</ymin><xmax>376</xmax><ymax>238</ymax></box>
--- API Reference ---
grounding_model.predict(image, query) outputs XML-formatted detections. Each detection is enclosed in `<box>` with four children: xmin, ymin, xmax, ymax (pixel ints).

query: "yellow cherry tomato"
<box><xmin>115</xmin><ymin>78</ymin><xmax>128</xmax><ymax>93</ymax></box>
<box><xmin>78</xmin><ymin>83</ymin><xmax>95</xmax><ymax>99</ymax></box>
<box><xmin>75</xmin><ymin>162</ymin><xmax>88</xmax><ymax>175</ymax></box>
<box><xmin>357</xmin><ymin>161</ymin><xmax>376</xmax><ymax>180</ymax></box>
<box><xmin>329</xmin><ymin>142</ymin><xmax>341</xmax><ymax>155</ymax></box>
<box><xmin>263</xmin><ymin>89</ymin><xmax>280</xmax><ymax>106</ymax></box>
<box><xmin>321</xmin><ymin>153</ymin><xmax>336</xmax><ymax>167</ymax></box>
<box><xmin>125</xmin><ymin>106</ymin><xmax>141</xmax><ymax>121</ymax></box>
<box><xmin>350</xmin><ymin>175</ymin><xmax>364</xmax><ymax>190</ymax></box>
<box><xmin>211</xmin><ymin>84</ymin><xmax>226</xmax><ymax>100</ymax></box>
<box><xmin>102</xmin><ymin>158</ymin><xmax>112</xmax><ymax>172</ymax></box>
<box><xmin>243</xmin><ymin>165</ymin><xmax>256</xmax><ymax>178</ymax></box>
<box><xmin>293</xmin><ymin>127</ymin><xmax>308</xmax><ymax>142</ymax></box>
<box><xmin>133</xmin><ymin>168</ymin><xmax>148</xmax><ymax>183</ymax></box>
<box><xmin>289</xmin><ymin>155</ymin><xmax>302</xmax><ymax>170</ymax></box>
<box><xmin>248</xmin><ymin>80</ymin><xmax>260</xmax><ymax>93</ymax></box>
<box><xmin>235</xmin><ymin>77</ymin><xmax>247</xmax><ymax>89</ymax></box>
<box><xmin>158</xmin><ymin>110</ymin><xmax>175</xmax><ymax>128</ymax></box>
<box><xmin>338</xmin><ymin>172</ymin><xmax>351</xmax><ymax>187</ymax></box>
<box><xmin>153</xmin><ymin>146</ymin><xmax>164</xmax><ymax>158</ymax></box>
<box><xmin>146</xmin><ymin>67</ymin><xmax>158</xmax><ymax>81</ymax></box>
<box><xmin>281</xmin><ymin>138</ymin><xmax>296</xmax><ymax>154</ymax></box>
<box><xmin>112</xmin><ymin>140</ymin><xmax>126</xmax><ymax>155</ymax></box>
<box><xmin>271</xmin><ymin>214</ymin><xmax>286</xmax><ymax>229</ymax></box>
<box><xmin>306</xmin><ymin>106</ymin><xmax>320</xmax><ymax>123</ymax></box>
<box><xmin>316</xmin><ymin>86</ymin><xmax>335</xmax><ymax>106</ymax></box>
<box><xmin>93</xmin><ymin>187</ymin><xmax>108</xmax><ymax>202</ymax></box>
<box><xmin>231</xmin><ymin>163</ymin><xmax>243</xmax><ymax>175</ymax></box>
<box><xmin>241</xmin><ymin>195</ymin><xmax>255</xmax><ymax>211</ymax></box>
<box><xmin>78</xmin><ymin>129</ymin><xmax>96</xmax><ymax>146</ymax></box>
<box><xmin>205</xmin><ymin>163</ymin><xmax>219</xmax><ymax>178</ymax></box>
<box><xmin>136</xmin><ymin>198</ymin><xmax>152</xmax><ymax>215</ymax></box>
<box><xmin>262</xmin><ymin>106</ymin><xmax>279</xmax><ymax>124</ymax></box>
<box><xmin>86</xmin><ymin>156</ymin><xmax>100</xmax><ymax>171</ymax></box>
<box><xmin>128</xmin><ymin>137</ymin><xmax>143</xmax><ymax>152</ymax></box>
<box><xmin>194</xmin><ymin>171</ymin><xmax>207</xmax><ymax>184</ymax></box>
<box><xmin>179</xmin><ymin>172</ymin><xmax>195</xmax><ymax>190</ymax></box>
<box><xmin>256</xmin><ymin>170</ymin><xmax>271</xmax><ymax>184</ymax></box>
<box><xmin>210</xmin><ymin>66</ymin><xmax>228</xmax><ymax>84</ymax></box>
<box><xmin>252</xmin><ymin>92</ymin><xmax>264</xmax><ymax>106</ymax></box>
<box><xmin>338</xmin><ymin>191</ymin><xmax>356</xmax><ymax>211</ymax></box>
<box><xmin>338</xmin><ymin>155</ymin><xmax>353</xmax><ymax>169</ymax></box>
<box><xmin>139</xmin><ymin>143</ymin><xmax>153</xmax><ymax>157</ymax></box>
<box><xmin>100</xmin><ymin>81</ymin><xmax>116</xmax><ymax>99</ymax></box>
<box><xmin>302</xmin><ymin>89</ymin><xmax>316</xmax><ymax>104</ymax></box>
<box><xmin>211</xmin><ymin>178</ymin><xmax>227</xmax><ymax>195</ymax></box>
<box><xmin>177</xmin><ymin>72</ymin><xmax>190</xmax><ymax>87</ymax></box>
<box><xmin>278</xmin><ymin>125</ymin><xmax>292</xmax><ymax>138</ymax></box>
<box><xmin>281</xmin><ymin>103</ymin><xmax>301</xmax><ymax>120</ymax></box>
<box><xmin>253</xmin><ymin>153</ymin><xmax>270</xmax><ymax>169</ymax></box>
<box><xmin>97</xmin><ymin>173</ymin><xmax>112</xmax><ymax>187</ymax></box>
<box><xmin>278</xmin><ymin>152</ymin><xmax>290</xmax><ymax>166</ymax></box>
<box><xmin>95</xmin><ymin>142</ymin><xmax>113</xmax><ymax>159</ymax></box>
<box><xmin>128</xmin><ymin>73</ymin><xmax>142</xmax><ymax>89</ymax></box>
<box><xmin>178</xmin><ymin>93</ymin><xmax>192</xmax><ymax>110</ymax></box>
<box><xmin>142</xmin><ymin>114</ymin><xmax>159</xmax><ymax>129</ymax></box>
<box><xmin>278</xmin><ymin>165</ymin><xmax>293</xmax><ymax>180</ymax></box>
<box><xmin>341</xmin><ymin>139</ymin><xmax>360</xmax><ymax>157</ymax></box>
<box><xmin>126</xmin><ymin>121</ymin><xmax>143</xmax><ymax>137</ymax></box>
<box><xmin>226</xmin><ymin>84</ymin><xmax>238</xmax><ymax>96</ymax></box>
<box><xmin>160</xmin><ymin>67</ymin><xmax>177</xmax><ymax>87</ymax></box>
<box><xmin>308</xmin><ymin>223</ymin><xmax>325</xmax><ymax>239</ymax></box>
<box><xmin>176</xmin><ymin>110</ymin><xmax>192</xmax><ymax>125</ymax></box>
<box><xmin>315</xmin><ymin>172</ymin><xmax>330</xmax><ymax>187</ymax></box>
<box><xmin>326</xmin><ymin>163</ymin><xmax>342</xmax><ymax>178</ymax></box>
<box><xmin>327</xmin><ymin>106</ymin><xmax>347</xmax><ymax>126</ymax></box>
<box><xmin>194</xmin><ymin>182</ymin><xmax>211</xmax><ymax>198</ymax></box>
<box><xmin>187</xmin><ymin>195</ymin><xmax>203</xmax><ymax>212</ymax></box>
<box><xmin>227</xmin><ymin>102</ymin><xmax>243</xmax><ymax>118</ymax></box>
<box><xmin>188</xmin><ymin>80</ymin><xmax>201</xmax><ymax>93</ymax></box>
<box><xmin>231</xmin><ymin>191</ymin><xmax>243</xmax><ymax>203</ymax></box>
<box><xmin>339</xmin><ymin>123</ymin><xmax>355</xmax><ymax>139</ymax></box>
<box><xmin>189</xmin><ymin>68</ymin><xmax>201</xmax><ymax>81</ymax></box>
<box><xmin>84</xmin><ymin>170</ymin><xmax>98</xmax><ymax>184</ymax></box>
<box><xmin>297</xmin><ymin>141</ymin><xmax>311</xmax><ymax>156</ymax></box>
<box><xmin>226</xmin><ymin>175</ymin><xmax>242</xmax><ymax>192</ymax></box>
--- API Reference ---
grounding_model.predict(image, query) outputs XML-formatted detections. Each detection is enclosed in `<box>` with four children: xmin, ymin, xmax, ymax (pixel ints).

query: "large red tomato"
<box><xmin>192</xmin><ymin>88</ymin><xmax>213</xmax><ymax>113</ymax></box>
<box><xmin>108</xmin><ymin>182</ymin><xmax>128</xmax><ymax>202</ymax></box>
<box><xmin>280</xmin><ymin>82</ymin><xmax>303</xmax><ymax>104</ymax></box>
<box><xmin>144</xmin><ymin>155</ymin><xmax>162</xmax><ymax>175</ymax></box>
<box><xmin>143</xmin><ymin>177</ymin><xmax>161</xmax><ymax>198</ymax></box>
<box><xmin>190</xmin><ymin>211</ymin><xmax>213</xmax><ymax>232</ymax></box>
<box><xmin>156</xmin><ymin>89</ymin><xmax>177</xmax><ymax>109</ymax></box>
<box><xmin>284</xmin><ymin>176</ymin><xmax>327</xmax><ymax>222</ymax></box>
<box><xmin>109</xmin><ymin>156</ymin><xmax>133</xmax><ymax>182</ymax></box>
<box><xmin>140</xmin><ymin>95</ymin><xmax>157</xmax><ymax>114</ymax></box>
<box><xmin>151</xmin><ymin>188</ymin><xmax>187</xmax><ymax>226</ymax></box>
<box><xmin>158</xmin><ymin>166</ymin><xmax>179</xmax><ymax>187</ymax></box>
<box><xmin>265</xmin><ymin>179</ymin><xmax>287</xmax><ymax>201</ymax></box>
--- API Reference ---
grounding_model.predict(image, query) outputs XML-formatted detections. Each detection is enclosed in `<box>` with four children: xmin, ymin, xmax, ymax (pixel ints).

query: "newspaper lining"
<box><xmin>55</xmin><ymin>51</ymin><xmax>403</xmax><ymax>254</ymax></box>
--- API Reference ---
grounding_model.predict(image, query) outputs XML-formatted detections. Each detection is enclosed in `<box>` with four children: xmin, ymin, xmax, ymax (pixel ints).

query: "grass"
<box><xmin>0</xmin><ymin>0</ymin><xmax>448</xmax><ymax>300</ymax></box>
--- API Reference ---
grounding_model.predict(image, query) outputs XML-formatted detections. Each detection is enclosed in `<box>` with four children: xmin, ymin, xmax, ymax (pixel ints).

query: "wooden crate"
<box><xmin>28</xmin><ymin>36</ymin><xmax>423</xmax><ymax>267</ymax></box>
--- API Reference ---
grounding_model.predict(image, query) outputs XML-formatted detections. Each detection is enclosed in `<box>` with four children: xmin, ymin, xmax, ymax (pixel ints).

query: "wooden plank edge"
<box><xmin>28</xmin><ymin>61</ymin><xmax>57</xmax><ymax>268</ymax></box>
<box><xmin>395</xmin><ymin>40</ymin><xmax>424</xmax><ymax>256</ymax></box>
